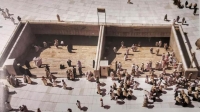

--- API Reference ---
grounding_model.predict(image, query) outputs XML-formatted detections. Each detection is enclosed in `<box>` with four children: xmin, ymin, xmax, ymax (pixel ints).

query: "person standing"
<box><xmin>37</xmin><ymin>108</ymin><xmax>41</xmax><ymax>112</ymax></box>
<box><xmin>57</xmin><ymin>14</ymin><xmax>60</xmax><ymax>22</ymax></box>
<box><xmin>188</xmin><ymin>3</ymin><xmax>192</xmax><ymax>9</ymax></box>
<box><xmin>150</xmin><ymin>47</ymin><xmax>153</xmax><ymax>54</ymax></box>
<box><xmin>182</xmin><ymin>17</ymin><xmax>185</xmax><ymax>25</ymax></box>
<box><xmin>77</xmin><ymin>60</ymin><xmax>82</xmax><ymax>68</ymax></box>
<box><xmin>97</xmin><ymin>83</ymin><xmax>101</xmax><ymax>94</ymax></box>
<box><xmin>54</xmin><ymin>39</ymin><xmax>59</xmax><ymax>48</ymax></box>
<box><xmin>62</xmin><ymin>80</ymin><xmax>67</xmax><ymax>89</ymax></box>
<box><xmin>141</xmin><ymin>63</ymin><xmax>144</xmax><ymax>72</ymax></box>
<box><xmin>185</xmin><ymin>1</ymin><xmax>188</xmax><ymax>7</ymax></box>
<box><xmin>121</xmin><ymin>41</ymin><xmax>124</xmax><ymax>48</ymax></box>
<box><xmin>22</xmin><ymin>105</ymin><xmax>28</xmax><ymax>112</ymax></box>
<box><xmin>76</xmin><ymin>100</ymin><xmax>81</xmax><ymax>110</ymax></box>
<box><xmin>193</xmin><ymin>8</ymin><xmax>198</xmax><ymax>15</ymax></box>
<box><xmin>45</xmin><ymin>68</ymin><xmax>50</xmax><ymax>78</ymax></box>
<box><xmin>53</xmin><ymin>80</ymin><xmax>57</xmax><ymax>87</ymax></box>
<box><xmin>115</xmin><ymin>61</ymin><xmax>117</xmax><ymax>71</ymax></box>
<box><xmin>49</xmin><ymin>74</ymin><xmax>54</xmax><ymax>83</ymax></box>
<box><xmin>126</xmin><ymin>48</ymin><xmax>129</xmax><ymax>55</ymax></box>
<box><xmin>176</xmin><ymin>16</ymin><xmax>180</xmax><ymax>22</ymax></box>
<box><xmin>127</xmin><ymin>0</ymin><xmax>131</xmax><ymax>4</ymax></box>
<box><xmin>158</xmin><ymin>40</ymin><xmax>162</xmax><ymax>47</ymax></box>
<box><xmin>41</xmin><ymin>76</ymin><xmax>48</xmax><ymax>86</ymax></box>
<box><xmin>113</xmin><ymin>47</ymin><xmax>117</xmax><ymax>53</ymax></box>
<box><xmin>100</xmin><ymin>98</ymin><xmax>104</xmax><ymax>107</ymax></box>
<box><xmin>78</xmin><ymin>66</ymin><xmax>82</xmax><ymax>75</ymax></box>
<box><xmin>17</xmin><ymin>16</ymin><xmax>21</xmax><ymax>22</ymax></box>
<box><xmin>156</xmin><ymin>48</ymin><xmax>159</xmax><ymax>55</ymax></box>
<box><xmin>23</xmin><ymin>75</ymin><xmax>28</xmax><ymax>83</ymax></box>
<box><xmin>124</xmin><ymin>53</ymin><xmax>128</xmax><ymax>61</ymax></box>
<box><xmin>193</xmin><ymin>3</ymin><xmax>197</xmax><ymax>9</ymax></box>
<box><xmin>67</xmin><ymin>59</ymin><xmax>72</xmax><ymax>67</ymax></box>
<box><xmin>45</xmin><ymin>65</ymin><xmax>50</xmax><ymax>72</ymax></box>
<box><xmin>10</xmin><ymin>17</ymin><xmax>15</xmax><ymax>25</ymax></box>
<box><xmin>173</xmin><ymin>19</ymin><xmax>176</xmax><ymax>25</ymax></box>
<box><xmin>67</xmin><ymin>42</ymin><xmax>73</xmax><ymax>53</ymax></box>
<box><xmin>73</xmin><ymin>66</ymin><xmax>76</xmax><ymax>77</ymax></box>
<box><xmin>67</xmin><ymin>108</ymin><xmax>72</xmax><ymax>112</ymax></box>
<box><xmin>93</xmin><ymin>60</ymin><xmax>95</xmax><ymax>68</ymax></box>
<box><xmin>164</xmin><ymin>14</ymin><xmax>167</xmax><ymax>21</ymax></box>
<box><xmin>26</xmin><ymin>75</ymin><xmax>32</xmax><ymax>84</ymax></box>
<box><xmin>5</xmin><ymin>8</ymin><xmax>9</xmax><ymax>17</ymax></box>
<box><xmin>2</xmin><ymin>10</ymin><xmax>7</xmax><ymax>20</ymax></box>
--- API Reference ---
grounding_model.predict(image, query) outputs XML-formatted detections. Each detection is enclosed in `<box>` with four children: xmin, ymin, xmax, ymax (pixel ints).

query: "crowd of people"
<box><xmin>165</xmin><ymin>0</ymin><xmax>198</xmax><ymax>25</ymax></box>
<box><xmin>1</xmin><ymin>0</ymin><xmax>199</xmax><ymax>112</ymax></box>
<box><xmin>0</xmin><ymin>8</ymin><xmax>17</xmax><ymax>25</ymax></box>
<box><xmin>4</xmin><ymin>38</ymin><xmax>200</xmax><ymax>111</ymax></box>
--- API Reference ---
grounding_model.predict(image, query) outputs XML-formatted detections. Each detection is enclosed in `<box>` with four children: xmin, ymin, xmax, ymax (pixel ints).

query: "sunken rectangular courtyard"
<box><xmin>1</xmin><ymin>21</ymin><xmax>200</xmax><ymax>112</ymax></box>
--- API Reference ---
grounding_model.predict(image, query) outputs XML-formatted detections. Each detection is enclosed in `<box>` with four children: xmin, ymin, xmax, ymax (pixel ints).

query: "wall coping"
<box><xmin>21</xmin><ymin>20</ymin><xmax>172</xmax><ymax>28</ymax></box>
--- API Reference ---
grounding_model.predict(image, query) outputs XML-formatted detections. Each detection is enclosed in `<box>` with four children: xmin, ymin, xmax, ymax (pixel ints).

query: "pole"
<box><xmin>97</xmin><ymin>11</ymin><xmax>99</xmax><ymax>25</ymax></box>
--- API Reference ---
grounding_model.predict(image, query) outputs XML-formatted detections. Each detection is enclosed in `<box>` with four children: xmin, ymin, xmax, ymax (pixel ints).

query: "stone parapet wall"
<box><xmin>0</xmin><ymin>23</ymin><xmax>25</xmax><ymax>66</ymax></box>
<box><xmin>170</xmin><ymin>26</ymin><xmax>183</xmax><ymax>65</ymax></box>
<box><xmin>7</xmin><ymin>22</ymin><xmax>36</xmax><ymax>62</ymax></box>
<box><xmin>105</xmin><ymin>26</ymin><xmax>171</xmax><ymax>37</ymax></box>
<box><xmin>30</xmin><ymin>23</ymin><xmax>100</xmax><ymax>36</ymax></box>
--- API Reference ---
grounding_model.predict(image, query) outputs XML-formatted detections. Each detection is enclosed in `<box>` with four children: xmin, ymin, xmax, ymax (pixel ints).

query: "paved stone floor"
<box><xmin>105</xmin><ymin>37</ymin><xmax>174</xmax><ymax>76</ymax></box>
<box><xmin>0</xmin><ymin>77</ymin><xmax>200</xmax><ymax>112</ymax></box>
<box><xmin>109</xmin><ymin>46</ymin><xmax>175</xmax><ymax>77</ymax></box>
<box><xmin>0</xmin><ymin>0</ymin><xmax>200</xmax><ymax>112</ymax></box>
<box><xmin>0</xmin><ymin>0</ymin><xmax>199</xmax><ymax>64</ymax></box>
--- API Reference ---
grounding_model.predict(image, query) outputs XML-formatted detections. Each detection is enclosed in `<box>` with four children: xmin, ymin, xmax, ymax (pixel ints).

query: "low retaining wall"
<box><xmin>106</xmin><ymin>25</ymin><xmax>171</xmax><ymax>37</ymax></box>
<box><xmin>0</xmin><ymin>22</ymin><xmax>25</xmax><ymax>66</ymax></box>
<box><xmin>1</xmin><ymin>21</ymin><xmax>198</xmax><ymax>78</ymax></box>
<box><xmin>30</xmin><ymin>23</ymin><xmax>100</xmax><ymax>36</ymax></box>
<box><xmin>170</xmin><ymin>25</ymin><xmax>198</xmax><ymax>78</ymax></box>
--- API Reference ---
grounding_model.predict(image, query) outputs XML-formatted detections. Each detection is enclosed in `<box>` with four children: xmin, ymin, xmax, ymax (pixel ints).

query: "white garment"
<box><xmin>36</xmin><ymin>57</ymin><xmax>42</xmax><ymax>67</ymax></box>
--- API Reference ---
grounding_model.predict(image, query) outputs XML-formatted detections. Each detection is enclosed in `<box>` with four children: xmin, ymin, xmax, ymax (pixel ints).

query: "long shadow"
<box><xmin>136</xmin><ymin>88</ymin><xmax>143</xmax><ymax>91</ymax></box>
<box><xmin>16</xmin><ymin>84</ymin><xmax>27</xmax><ymax>88</ymax></box>
<box><xmin>31</xmin><ymin>81</ymin><xmax>38</xmax><ymax>85</ymax></box>
<box><xmin>131</xmin><ymin>95</ymin><xmax>137</xmax><ymax>100</ymax></box>
<box><xmin>81</xmin><ymin>106</ymin><xmax>88</xmax><ymax>111</ymax></box>
<box><xmin>162</xmin><ymin>90</ymin><xmax>167</xmax><ymax>94</ymax></box>
<box><xmin>165</xmin><ymin>88</ymin><xmax>173</xmax><ymax>90</ymax></box>
<box><xmin>156</xmin><ymin>98</ymin><xmax>163</xmax><ymax>102</ymax></box>
<box><xmin>182</xmin><ymin>23</ymin><xmax>189</xmax><ymax>26</ymax></box>
<box><xmin>187</xmin><ymin>104</ymin><xmax>194</xmax><ymax>108</ymax></box>
<box><xmin>117</xmin><ymin>100</ymin><xmax>125</xmax><ymax>105</ymax></box>
<box><xmin>9</xmin><ymin>91</ymin><xmax>16</xmax><ymax>95</ymax></box>
<box><xmin>147</xmin><ymin>105</ymin><xmax>154</xmax><ymax>109</ymax></box>
<box><xmin>100</xmin><ymin>82</ymin><xmax>106</xmax><ymax>87</ymax></box>
<box><xmin>101</xmin><ymin>89</ymin><xmax>107</xmax><ymax>97</ymax></box>
<box><xmin>104</xmin><ymin>105</ymin><xmax>111</xmax><ymax>109</ymax></box>
<box><xmin>57</xmin><ymin>85</ymin><xmax>62</xmax><ymax>88</ymax></box>
<box><xmin>66</xmin><ymin>87</ymin><xmax>74</xmax><ymax>90</ymax></box>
